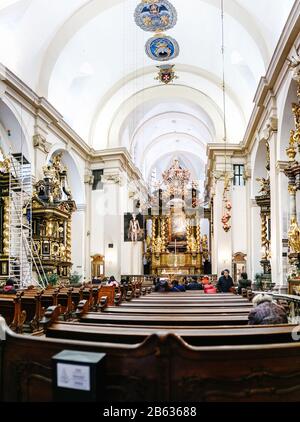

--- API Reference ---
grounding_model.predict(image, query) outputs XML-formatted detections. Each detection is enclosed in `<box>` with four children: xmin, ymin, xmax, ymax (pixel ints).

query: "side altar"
<box><xmin>145</xmin><ymin>159</ymin><xmax>209</xmax><ymax>275</ymax></box>
<box><xmin>32</xmin><ymin>153</ymin><xmax>77</xmax><ymax>278</ymax></box>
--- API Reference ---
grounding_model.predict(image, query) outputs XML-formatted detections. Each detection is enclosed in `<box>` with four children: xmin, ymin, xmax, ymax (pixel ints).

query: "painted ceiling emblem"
<box><xmin>155</xmin><ymin>64</ymin><xmax>178</xmax><ymax>84</ymax></box>
<box><xmin>145</xmin><ymin>35</ymin><xmax>179</xmax><ymax>61</ymax></box>
<box><xmin>134</xmin><ymin>0</ymin><xmax>177</xmax><ymax>32</ymax></box>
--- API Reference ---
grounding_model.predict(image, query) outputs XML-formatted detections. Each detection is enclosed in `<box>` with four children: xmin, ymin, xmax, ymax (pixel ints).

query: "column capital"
<box><xmin>102</xmin><ymin>171</ymin><xmax>123</xmax><ymax>186</ymax></box>
<box><xmin>84</xmin><ymin>169</ymin><xmax>94</xmax><ymax>185</ymax></box>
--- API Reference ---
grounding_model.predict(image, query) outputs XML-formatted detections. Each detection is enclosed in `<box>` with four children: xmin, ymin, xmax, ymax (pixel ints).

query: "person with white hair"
<box><xmin>248</xmin><ymin>293</ymin><xmax>288</xmax><ymax>325</ymax></box>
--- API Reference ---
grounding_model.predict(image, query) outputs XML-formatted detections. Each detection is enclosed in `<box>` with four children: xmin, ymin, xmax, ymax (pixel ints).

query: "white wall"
<box><xmin>232</xmin><ymin>185</ymin><xmax>247</xmax><ymax>255</ymax></box>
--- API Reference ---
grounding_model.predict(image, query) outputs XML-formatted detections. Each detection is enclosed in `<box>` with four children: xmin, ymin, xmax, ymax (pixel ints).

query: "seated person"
<box><xmin>186</xmin><ymin>277</ymin><xmax>202</xmax><ymax>290</ymax></box>
<box><xmin>92</xmin><ymin>276</ymin><xmax>102</xmax><ymax>285</ymax></box>
<box><xmin>154</xmin><ymin>279</ymin><xmax>170</xmax><ymax>292</ymax></box>
<box><xmin>248</xmin><ymin>293</ymin><xmax>288</xmax><ymax>325</ymax></box>
<box><xmin>0</xmin><ymin>278</ymin><xmax>17</xmax><ymax>294</ymax></box>
<box><xmin>171</xmin><ymin>280</ymin><xmax>186</xmax><ymax>292</ymax></box>
<box><xmin>107</xmin><ymin>276</ymin><xmax>119</xmax><ymax>287</ymax></box>
<box><xmin>237</xmin><ymin>272</ymin><xmax>252</xmax><ymax>295</ymax></box>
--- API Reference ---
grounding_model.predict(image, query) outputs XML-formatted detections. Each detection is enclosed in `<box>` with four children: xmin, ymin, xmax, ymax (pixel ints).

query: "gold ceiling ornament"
<box><xmin>155</xmin><ymin>64</ymin><xmax>178</xmax><ymax>85</ymax></box>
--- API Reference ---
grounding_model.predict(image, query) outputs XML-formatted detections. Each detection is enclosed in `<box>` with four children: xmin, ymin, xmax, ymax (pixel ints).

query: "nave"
<box><xmin>0</xmin><ymin>0</ymin><xmax>300</xmax><ymax>406</ymax></box>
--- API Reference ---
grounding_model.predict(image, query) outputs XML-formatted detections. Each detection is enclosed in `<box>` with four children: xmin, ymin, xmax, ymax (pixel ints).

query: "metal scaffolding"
<box><xmin>9</xmin><ymin>153</ymin><xmax>47</xmax><ymax>288</ymax></box>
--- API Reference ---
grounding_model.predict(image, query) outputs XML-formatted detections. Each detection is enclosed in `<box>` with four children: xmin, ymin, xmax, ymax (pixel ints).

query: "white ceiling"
<box><xmin>0</xmin><ymin>0</ymin><xmax>295</xmax><ymax>191</ymax></box>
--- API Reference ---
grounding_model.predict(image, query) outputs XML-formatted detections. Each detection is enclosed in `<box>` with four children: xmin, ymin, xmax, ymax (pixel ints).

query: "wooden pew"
<box><xmin>100</xmin><ymin>306</ymin><xmax>252</xmax><ymax>315</ymax></box>
<box><xmin>45</xmin><ymin>320</ymin><xmax>300</xmax><ymax>346</ymax></box>
<box><xmin>1</xmin><ymin>317</ymin><xmax>300</xmax><ymax>402</ymax></box>
<box><xmin>79</xmin><ymin>313</ymin><xmax>249</xmax><ymax>326</ymax></box>
<box><xmin>0</xmin><ymin>292</ymin><xmax>26</xmax><ymax>333</ymax></box>
<box><xmin>0</xmin><ymin>291</ymin><xmax>43</xmax><ymax>333</ymax></box>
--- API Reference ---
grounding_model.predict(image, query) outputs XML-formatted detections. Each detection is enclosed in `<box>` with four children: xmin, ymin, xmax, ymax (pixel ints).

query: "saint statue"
<box><xmin>128</xmin><ymin>213</ymin><xmax>141</xmax><ymax>242</ymax></box>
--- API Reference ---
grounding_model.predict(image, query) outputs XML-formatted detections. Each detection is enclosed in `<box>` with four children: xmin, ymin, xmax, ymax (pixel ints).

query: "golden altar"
<box><xmin>148</xmin><ymin>210</ymin><xmax>207</xmax><ymax>275</ymax></box>
<box><xmin>152</xmin><ymin>252</ymin><xmax>203</xmax><ymax>275</ymax></box>
<box><xmin>145</xmin><ymin>159</ymin><xmax>209</xmax><ymax>275</ymax></box>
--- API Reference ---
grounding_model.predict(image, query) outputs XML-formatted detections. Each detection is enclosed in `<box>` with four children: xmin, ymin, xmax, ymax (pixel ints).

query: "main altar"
<box><xmin>145</xmin><ymin>159</ymin><xmax>208</xmax><ymax>275</ymax></box>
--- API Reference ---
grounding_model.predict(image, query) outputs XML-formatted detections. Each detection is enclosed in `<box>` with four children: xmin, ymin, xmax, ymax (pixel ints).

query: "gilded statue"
<box><xmin>288</xmin><ymin>217</ymin><xmax>300</xmax><ymax>253</ymax></box>
<box><xmin>188</xmin><ymin>236</ymin><xmax>198</xmax><ymax>254</ymax></box>
<box><xmin>0</xmin><ymin>148</ymin><xmax>10</xmax><ymax>173</ymax></box>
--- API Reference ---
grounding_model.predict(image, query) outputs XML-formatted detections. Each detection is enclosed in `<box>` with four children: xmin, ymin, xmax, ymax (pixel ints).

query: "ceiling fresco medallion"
<box><xmin>134</xmin><ymin>0</ymin><xmax>177</xmax><ymax>32</ymax></box>
<box><xmin>145</xmin><ymin>35</ymin><xmax>179</xmax><ymax>61</ymax></box>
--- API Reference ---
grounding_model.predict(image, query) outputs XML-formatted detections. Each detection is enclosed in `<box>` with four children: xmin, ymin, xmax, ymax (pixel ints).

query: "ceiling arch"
<box><xmin>147</xmin><ymin>150</ymin><xmax>206</xmax><ymax>191</ymax></box>
<box><xmin>37</xmin><ymin>0</ymin><xmax>272</xmax><ymax>97</ymax></box>
<box><xmin>130</xmin><ymin>111</ymin><xmax>214</xmax><ymax>156</ymax></box>
<box><xmin>142</xmin><ymin>134</ymin><xmax>207</xmax><ymax>180</ymax></box>
<box><xmin>105</xmin><ymin>84</ymin><xmax>235</xmax><ymax>149</ymax></box>
<box><xmin>88</xmin><ymin>63</ymin><xmax>247</xmax><ymax>145</ymax></box>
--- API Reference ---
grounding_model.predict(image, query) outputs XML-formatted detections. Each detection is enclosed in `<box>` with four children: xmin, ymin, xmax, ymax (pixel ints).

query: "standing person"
<box><xmin>217</xmin><ymin>269</ymin><xmax>234</xmax><ymax>293</ymax></box>
<box><xmin>237</xmin><ymin>272</ymin><xmax>252</xmax><ymax>295</ymax></box>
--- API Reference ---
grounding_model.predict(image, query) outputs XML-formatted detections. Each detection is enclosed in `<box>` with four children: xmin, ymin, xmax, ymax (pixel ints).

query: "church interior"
<box><xmin>0</xmin><ymin>0</ymin><xmax>300</xmax><ymax>404</ymax></box>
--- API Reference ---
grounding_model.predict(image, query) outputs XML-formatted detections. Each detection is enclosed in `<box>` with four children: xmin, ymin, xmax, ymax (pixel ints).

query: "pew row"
<box><xmin>1</xmin><ymin>317</ymin><xmax>300</xmax><ymax>402</ymax></box>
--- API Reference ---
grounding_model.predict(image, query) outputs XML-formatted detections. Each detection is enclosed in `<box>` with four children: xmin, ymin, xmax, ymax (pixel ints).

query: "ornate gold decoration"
<box><xmin>202</xmin><ymin>234</ymin><xmax>209</xmax><ymax>261</ymax></box>
<box><xmin>3</xmin><ymin>196</ymin><xmax>9</xmax><ymax>255</ymax></box>
<box><xmin>0</xmin><ymin>148</ymin><xmax>10</xmax><ymax>173</ymax></box>
<box><xmin>261</xmin><ymin>214</ymin><xmax>270</xmax><ymax>259</ymax></box>
<box><xmin>66</xmin><ymin>219</ymin><xmax>72</xmax><ymax>262</ymax></box>
<box><xmin>32</xmin><ymin>152</ymin><xmax>76</xmax><ymax>279</ymax></box>
<box><xmin>288</xmin><ymin>217</ymin><xmax>300</xmax><ymax>254</ymax></box>
<box><xmin>288</xmin><ymin>184</ymin><xmax>297</xmax><ymax>195</ymax></box>
<box><xmin>160</xmin><ymin>218</ymin><xmax>167</xmax><ymax>252</ymax></box>
<box><xmin>155</xmin><ymin>64</ymin><xmax>178</xmax><ymax>85</ymax></box>
<box><xmin>286</xmin><ymin>130</ymin><xmax>297</xmax><ymax>161</ymax></box>
<box><xmin>153</xmin><ymin>236</ymin><xmax>164</xmax><ymax>255</ymax></box>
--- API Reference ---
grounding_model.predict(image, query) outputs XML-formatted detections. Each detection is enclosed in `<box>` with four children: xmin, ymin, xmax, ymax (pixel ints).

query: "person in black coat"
<box><xmin>237</xmin><ymin>272</ymin><xmax>252</xmax><ymax>295</ymax></box>
<box><xmin>186</xmin><ymin>277</ymin><xmax>203</xmax><ymax>290</ymax></box>
<box><xmin>217</xmin><ymin>269</ymin><xmax>234</xmax><ymax>293</ymax></box>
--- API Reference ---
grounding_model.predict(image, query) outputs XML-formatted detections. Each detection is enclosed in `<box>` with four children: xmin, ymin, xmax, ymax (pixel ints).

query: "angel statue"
<box><xmin>256</xmin><ymin>177</ymin><xmax>270</xmax><ymax>196</ymax></box>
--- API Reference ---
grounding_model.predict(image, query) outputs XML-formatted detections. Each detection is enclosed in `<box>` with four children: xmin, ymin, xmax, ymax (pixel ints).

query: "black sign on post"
<box><xmin>52</xmin><ymin>350</ymin><xmax>106</xmax><ymax>402</ymax></box>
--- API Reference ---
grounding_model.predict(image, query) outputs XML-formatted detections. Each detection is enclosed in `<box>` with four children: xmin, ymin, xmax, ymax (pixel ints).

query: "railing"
<box><xmin>121</xmin><ymin>274</ymin><xmax>218</xmax><ymax>285</ymax></box>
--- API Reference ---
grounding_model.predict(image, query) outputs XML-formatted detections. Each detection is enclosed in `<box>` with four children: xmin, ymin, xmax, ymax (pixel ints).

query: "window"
<box><xmin>233</xmin><ymin>164</ymin><xmax>245</xmax><ymax>186</ymax></box>
<box><xmin>92</xmin><ymin>169</ymin><xmax>104</xmax><ymax>191</ymax></box>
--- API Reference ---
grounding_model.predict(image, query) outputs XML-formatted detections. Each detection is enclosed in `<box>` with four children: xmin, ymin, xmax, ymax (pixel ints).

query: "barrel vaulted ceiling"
<box><xmin>0</xmin><ymin>0</ymin><xmax>295</xmax><ymax>184</ymax></box>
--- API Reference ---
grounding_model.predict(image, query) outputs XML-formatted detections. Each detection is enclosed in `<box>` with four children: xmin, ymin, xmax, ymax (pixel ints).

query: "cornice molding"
<box><xmin>242</xmin><ymin>1</ymin><xmax>300</xmax><ymax>152</ymax></box>
<box><xmin>0</xmin><ymin>65</ymin><xmax>146</xmax><ymax>191</ymax></box>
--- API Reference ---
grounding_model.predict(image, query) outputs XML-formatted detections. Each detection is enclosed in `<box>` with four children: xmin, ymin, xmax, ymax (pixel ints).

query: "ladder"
<box><xmin>9</xmin><ymin>153</ymin><xmax>47</xmax><ymax>288</ymax></box>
